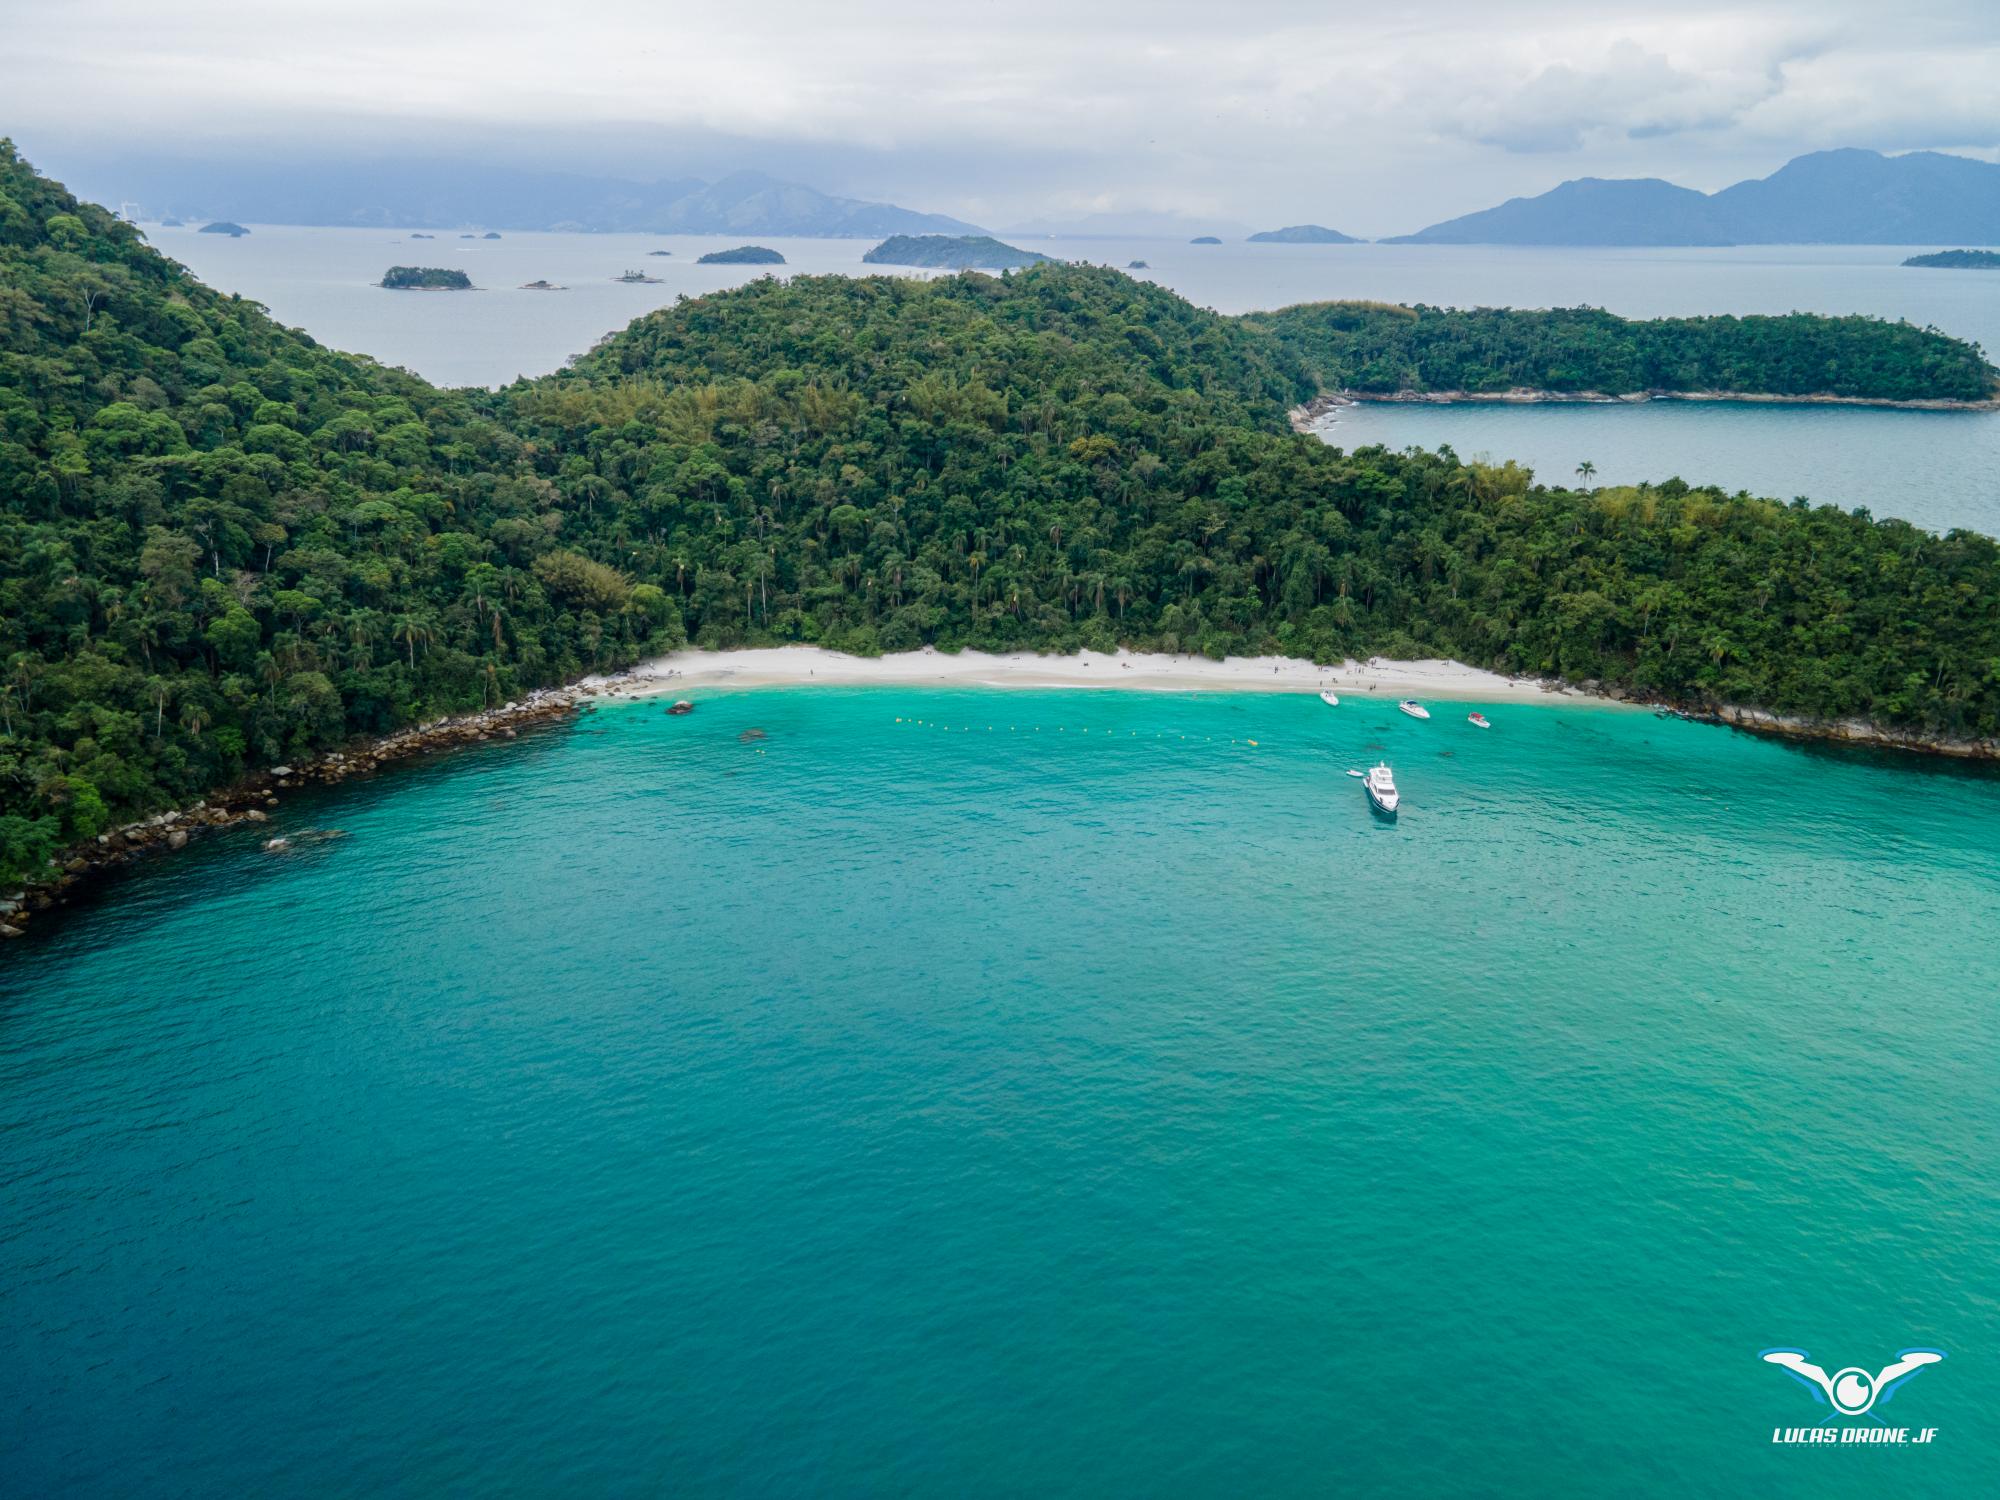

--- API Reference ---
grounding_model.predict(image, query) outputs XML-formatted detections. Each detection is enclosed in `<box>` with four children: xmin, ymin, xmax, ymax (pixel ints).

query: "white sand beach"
<box><xmin>586</xmin><ymin>646</ymin><xmax>1621</xmax><ymax>707</ymax></box>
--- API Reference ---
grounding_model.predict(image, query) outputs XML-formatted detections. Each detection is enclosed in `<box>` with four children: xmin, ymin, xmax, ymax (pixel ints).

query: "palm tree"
<box><xmin>1575</xmin><ymin>460</ymin><xmax>1597</xmax><ymax>490</ymax></box>
<box><xmin>393</xmin><ymin>615</ymin><xmax>431</xmax><ymax>670</ymax></box>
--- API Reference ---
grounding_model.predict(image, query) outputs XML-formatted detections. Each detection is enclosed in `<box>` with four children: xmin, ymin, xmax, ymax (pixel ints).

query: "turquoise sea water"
<box><xmin>4</xmin><ymin>688</ymin><xmax>1997</xmax><ymax>1495</ymax></box>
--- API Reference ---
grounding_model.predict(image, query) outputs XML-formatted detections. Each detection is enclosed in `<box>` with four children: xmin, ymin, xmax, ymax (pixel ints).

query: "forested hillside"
<box><xmin>0</xmin><ymin>142</ymin><xmax>680</xmax><ymax>880</ymax></box>
<box><xmin>1256</xmin><ymin>301</ymin><xmax>1997</xmax><ymax>401</ymax></box>
<box><xmin>7</xmin><ymin>141</ymin><xmax>2000</xmax><ymax>886</ymax></box>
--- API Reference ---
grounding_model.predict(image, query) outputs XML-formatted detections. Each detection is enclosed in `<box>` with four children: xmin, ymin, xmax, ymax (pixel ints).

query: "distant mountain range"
<box><xmin>79</xmin><ymin>158</ymin><xmax>983</xmax><ymax>237</ymax></box>
<box><xmin>1387</xmin><ymin>149</ymin><xmax>2000</xmax><ymax>246</ymax></box>
<box><xmin>71</xmin><ymin>145</ymin><xmax>2000</xmax><ymax>247</ymax></box>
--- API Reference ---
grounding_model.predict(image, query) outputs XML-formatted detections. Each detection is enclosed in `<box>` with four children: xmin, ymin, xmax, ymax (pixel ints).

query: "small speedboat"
<box><xmin>1319</xmin><ymin>689</ymin><xmax>1340</xmax><ymax>707</ymax></box>
<box><xmin>1468</xmin><ymin>712</ymin><xmax>1491</xmax><ymax>729</ymax></box>
<box><xmin>667</xmin><ymin>700</ymin><xmax>695</xmax><ymax>715</ymax></box>
<box><xmin>1362</xmin><ymin>762</ymin><xmax>1399</xmax><ymax>816</ymax></box>
<box><xmin>1398</xmin><ymin>699</ymin><xmax>1431</xmax><ymax>720</ymax></box>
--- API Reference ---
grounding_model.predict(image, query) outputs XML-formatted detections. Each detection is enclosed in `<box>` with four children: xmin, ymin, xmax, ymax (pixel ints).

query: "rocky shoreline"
<box><xmin>1708</xmin><ymin>703</ymin><xmax>2000</xmax><ymax>760</ymax></box>
<box><xmin>1289</xmin><ymin>386</ymin><xmax>2000</xmax><ymax>429</ymax></box>
<box><xmin>1563</xmin><ymin>681</ymin><xmax>1999</xmax><ymax>760</ymax></box>
<box><xmin>0</xmin><ymin>688</ymin><xmax>584</xmax><ymax>940</ymax></box>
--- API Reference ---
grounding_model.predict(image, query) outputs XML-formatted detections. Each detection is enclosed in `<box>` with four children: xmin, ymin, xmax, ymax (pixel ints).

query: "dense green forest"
<box><xmin>6</xmin><ymin>140</ymin><xmax>2000</xmax><ymax>885</ymax></box>
<box><xmin>1255</xmin><ymin>301</ymin><xmax>1998</xmax><ymax>401</ymax></box>
<box><xmin>380</xmin><ymin>266</ymin><xmax>473</xmax><ymax>290</ymax></box>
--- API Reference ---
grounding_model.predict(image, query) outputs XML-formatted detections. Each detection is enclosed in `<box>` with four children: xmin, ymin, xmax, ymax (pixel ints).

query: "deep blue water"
<box><xmin>5</xmin><ymin>689</ymin><xmax>1996</xmax><ymax>1495</ymax></box>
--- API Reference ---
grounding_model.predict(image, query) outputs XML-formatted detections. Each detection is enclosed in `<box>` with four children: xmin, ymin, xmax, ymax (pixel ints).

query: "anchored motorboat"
<box><xmin>1468</xmin><ymin>712</ymin><xmax>1491</xmax><ymax>729</ymax></box>
<box><xmin>1319</xmin><ymin>689</ymin><xmax>1340</xmax><ymax>706</ymax></box>
<box><xmin>1397</xmin><ymin>700</ymin><xmax>1431</xmax><ymax>720</ymax></box>
<box><xmin>1362</xmin><ymin>762</ymin><xmax>1399</xmax><ymax>816</ymax></box>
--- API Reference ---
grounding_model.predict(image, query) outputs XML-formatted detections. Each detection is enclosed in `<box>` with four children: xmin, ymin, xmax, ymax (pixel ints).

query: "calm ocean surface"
<box><xmin>4</xmin><ymin>689</ymin><xmax>1997</xmax><ymax>1494</ymax></box>
<box><xmin>155</xmin><ymin>226</ymin><xmax>2000</xmax><ymax>532</ymax></box>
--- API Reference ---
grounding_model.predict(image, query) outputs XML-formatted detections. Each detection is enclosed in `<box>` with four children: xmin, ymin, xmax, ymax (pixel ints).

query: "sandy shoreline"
<box><xmin>585</xmin><ymin>646</ymin><xmax>1621</xmax><ymax>707</ymax></box>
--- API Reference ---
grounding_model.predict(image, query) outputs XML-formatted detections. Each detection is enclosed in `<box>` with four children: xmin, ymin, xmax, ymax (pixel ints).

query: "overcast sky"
<box><xmin>6</xmin><ymin>0</ymin><xmax>1998</xmax><ymax>234</ymax></box>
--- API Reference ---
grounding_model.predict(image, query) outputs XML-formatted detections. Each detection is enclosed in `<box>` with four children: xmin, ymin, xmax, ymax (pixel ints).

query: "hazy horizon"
<box><xmin>7</xmin><ymin>1</ymin><xmax>1999</xmax><ymax>238</ymax></box>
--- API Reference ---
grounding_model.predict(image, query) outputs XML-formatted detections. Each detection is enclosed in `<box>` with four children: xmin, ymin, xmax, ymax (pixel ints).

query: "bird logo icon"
<box><xmin>1760</xmin><ymin>1348</ymin><xmax>1945</xmax><ymax>1419</ymax></box>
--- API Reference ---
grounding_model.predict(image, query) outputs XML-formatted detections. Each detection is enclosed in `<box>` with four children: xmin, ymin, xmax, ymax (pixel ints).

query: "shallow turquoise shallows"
<box><xmin>4</xmin><ymin>689</ymin><xmax>1997</xmax><ymax>1496</ymax></box>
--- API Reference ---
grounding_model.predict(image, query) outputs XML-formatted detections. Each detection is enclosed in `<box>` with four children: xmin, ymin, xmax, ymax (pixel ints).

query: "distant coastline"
<box><xmin>1290</xmin><ymin>389</ymin><xmax>2000</xmax><ymax>427</ymax></box>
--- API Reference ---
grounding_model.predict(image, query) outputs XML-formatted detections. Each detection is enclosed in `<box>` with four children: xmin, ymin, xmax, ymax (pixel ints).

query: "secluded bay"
<box><xmin>5</xmin><ymin>689</ymin><xmax>1995</xmax><ymax>1494</ymax></box>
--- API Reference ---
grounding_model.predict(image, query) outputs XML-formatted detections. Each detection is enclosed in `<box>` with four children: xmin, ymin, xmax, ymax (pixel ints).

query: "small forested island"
<box><xmin>696</xmin><ymin>245</ymin><xmax>786</xmax><ymax>264</ymax></box>
<box><xmin>8</xmin><ymin>139</ymin><xmax>2000</xmax><ymax>894</ymax></box>
<box><xmin>199</xmin><ymin>220</ymin><xmax>248</xmax><ymax>237</ymax></box>
<box><xmin>1189</xmin><ymin>235</ymin><xmax>1222</xmax><ymax>244</ymax></box>
<box><xmin>861</xmin><ymin>233</ymin><xmax>1048</xmax><ymax>270</ymax></box>
<box><xmin>1903</xmin><ymin>249</ymin><xmax>2000</xmax><ymax>270</ymax></box>
<box><xmin>647</xmin><ymin>249</ymin><xmax>672</xmax><ymax>257</ymax></box>
<box><xmin>1248</xmin><ymin>224</ymin><xmax>1360</xmax><ymax>244</ymax></box>
<box><xmin>616</xmin><ymin>269</ymin><xmax>663</xmax><ymax>283</ymax></box>
<box><xmin>1254</xmin><ymin>301</ymin><xmax>1999</xmax><ymax>405</ymax></box>
<box><xmin>482</xmin><ymin>232</ymin><xmax>501</xmax><ymax>240</ymax></box>
<box><xmin>520</xmin><ymin>279</ymin><xmax>565</xmax><ymax>291</ymax></box>
<box><xmin>1127</xmin><ymin>260</ymin><xmax>1149</xmax><ymax>269</ymax></box>
<box><xmin>379</xmin><ymin>266</ymin><xmax>474</xmax><ymax>290</ymax></box>
<box><xmin>159</xmin><ymin>216</ymin><xmax>183</xmax><ymax>227</ymax></box>
<box><xmin>409</xmin><ymin>232</ymin><xmax>434</xmax><ymax>239</ymax></box>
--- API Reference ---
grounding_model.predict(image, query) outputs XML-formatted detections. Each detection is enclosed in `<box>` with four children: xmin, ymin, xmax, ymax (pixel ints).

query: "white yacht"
<box><xmin>1363</xmin><ymin>762</ymin><xmax>1399</xmax><ymax>816</ymax></box>
<box><xmin>1397</xmin><ymin>699</ymin><xmax>1431</xmax><ymax>720</ymax></box>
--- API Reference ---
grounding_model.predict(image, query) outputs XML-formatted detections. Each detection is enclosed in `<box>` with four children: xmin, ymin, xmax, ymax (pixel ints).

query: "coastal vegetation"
<box><xmin>1254</xmin><ymin>301</ymin><xmax>1998</xmax><ymax>403</ymax></box>
<box><xmin>380</xmin><ymin>266</ymin><xmax>473</xmax><ymax>290</ymax></box>
<box><xmin>861</xmin><ymin>234</ymin><xmax>1048</xmax><ymax>270</ymax></box>
<box><xmin>7</xmin><ymin>140</ymin><xmax>2000</xmax><ymax>885</ymax></box>
<box><xmin>1903</xmin><ymin>250</ymin><xmax>2000</xmax><ymax>269</ymax></box>
<box><xmin>696</xmin><ymin>245</ymin><xmax>785</xmax><ymax>265</ymax></box>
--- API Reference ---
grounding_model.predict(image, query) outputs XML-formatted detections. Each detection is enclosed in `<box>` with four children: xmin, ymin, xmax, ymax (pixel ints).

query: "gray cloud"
<box><xmin>4</xmin><ymin>0</ymin><xmax>1998</xmax><ymax>236</ymax></box>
